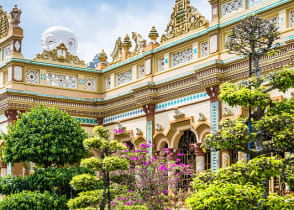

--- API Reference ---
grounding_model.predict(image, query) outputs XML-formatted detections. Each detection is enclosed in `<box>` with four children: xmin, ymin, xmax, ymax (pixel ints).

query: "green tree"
<box><xmin>226</xmin><ymin>15</ymin><xmax>279</xmax><ymax>77</ymax></box>
<box><xmin>68</xmin><ymin>126</ymin><xmax>129</xmax><ymax>210</ymax></box>
<box><xmin>3</xmin><ymin>105</ymin><xmax>87</xmax><ymax>167</ymax></box>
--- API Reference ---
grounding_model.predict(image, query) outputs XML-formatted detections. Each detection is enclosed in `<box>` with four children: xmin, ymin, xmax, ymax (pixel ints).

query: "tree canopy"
<box><xmin>3</xmin><ymin>105</ymin><xmax>87</xmax><ymax>167</ymax></box>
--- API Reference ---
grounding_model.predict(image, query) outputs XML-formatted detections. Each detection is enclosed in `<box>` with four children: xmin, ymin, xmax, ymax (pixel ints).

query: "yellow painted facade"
<box><xmin>0</xmin><ymin>0</ymin><xmax>294</xmax><ymax>179</ymax></box>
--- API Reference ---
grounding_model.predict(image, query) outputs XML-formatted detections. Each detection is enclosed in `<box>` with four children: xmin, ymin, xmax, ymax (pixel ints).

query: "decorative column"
<box><xmin>97</xmin><ymin>118</ymin><xmax>104</xmax><ymax>126</ymax></box>
<box><xmin>206</xmin><ymin>85</ymin><xmax>221</xmax><ymax>173</ymax></box>
<box><xmin>238</xmin><ymin>152</ymin><xmax>248</xmax><ymax>162</ymax></box>
<box><xmin>221</xmin><ymin>150</ymin><xmax>230</xmax><ymax>168</ymax></box>
<box><xmin>143</xmin><ymin>104</ymin><xmax>156</xmax><ymax>156</ymax></box>
<box><xmin>4</xmin><ymin>109</ymin><xmax>24</xmax><ymax>176</ymax></box>
<box><xmin>191</xmin><ymin>143</ymin><xmax>205</xmax><ymax>173</ymax></box>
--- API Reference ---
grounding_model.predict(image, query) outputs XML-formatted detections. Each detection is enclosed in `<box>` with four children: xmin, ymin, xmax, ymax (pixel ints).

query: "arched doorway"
<box><xmin>178</xmin><ymin>130</ymin><xmax>197</xmax><ymax>188</ymax></box>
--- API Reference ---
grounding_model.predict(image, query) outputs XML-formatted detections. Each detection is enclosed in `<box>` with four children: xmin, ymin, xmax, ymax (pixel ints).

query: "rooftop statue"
<box><xmin>41</xmin><ymin>26</ymin><xmax>78</xmax><ymax>55</ymax></box>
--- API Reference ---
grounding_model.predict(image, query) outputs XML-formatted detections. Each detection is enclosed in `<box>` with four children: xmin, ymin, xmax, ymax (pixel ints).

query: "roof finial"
<box><xmin>148</xmin><ymin>26</ymin><xmax>159</xmax><ymax>44</ymax></box>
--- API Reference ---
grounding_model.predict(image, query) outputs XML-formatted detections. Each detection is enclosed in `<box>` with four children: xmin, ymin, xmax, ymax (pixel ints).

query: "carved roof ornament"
<box><xmin>132</xmin><ymin>32</ymin><xmax>146</xmax><ymax>56</ymax></box>
<box><xmin>149</xmin><ymin>26</ymin><xmax>159</xmax><ymax>44</ymax></box>
<box><xmin>10</xmin><ymin>5</ymin><xmax>21</xmax><ymax>27</ymax></box>
<box><xmin>161</xmin><ymin>0</ymin><xmax>208</xmax><ymax>43</ymax></box>
<box><xmin>110</xmin><ymin>37</ymin><xmax>123</xmax><ymax>64</ymax></box>
<box><xmin>34</xmin><ymin>43</ymin><xmax>86</xmax><ymax>66</ymax></box>
<box><xmin>0</xmin><ymin>6</ymin><xmax>9</xmax><ymax>40</ymax></box>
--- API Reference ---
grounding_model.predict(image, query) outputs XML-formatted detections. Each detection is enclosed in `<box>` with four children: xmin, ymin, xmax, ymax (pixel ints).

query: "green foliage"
<box><xmin>67</xmin><ymin>189</ymin><xmax>116</xmax><ymax>209</ymax></box>
<box><xmin>81</xmin><ymin>157</ymin><xmax>102</xmax><ymax>170</ymax></box>
<box><xmin>204</xmin><ymin>69</ymin><xmax>294</xmax><ymax>157</ymax></box>
<box><xmin>70</xmin><ymin>126</ymin><xmax>129</xmax><ymax>210</ymax></box>
<box><xmin>268</xmin><ymin>69</ymin><xmax>294</xmax><ymax>93</ymax></box>
<box><xmin>3</xmin><ymin>105</ymin><xmax>87</xmax><ymax>166</ymax></box>
<box><xmin>67</xmin><ymin>190</ymin><xmax>103</xmax><ymax>209</ymax></box>
<box><xmin>0</xmin><ymin>191</ymin><xmax>67</xmax><ymax>210</ymax></box>
<box><xmin>187</xmin><ymin>157</ymin><xmax>293</xmax><ymax>209</ymax></box>
<box><xmin>186</xmin><ymin>183</ymin><xmax>263</xmax><ymax>210</ymax></box>
<box><xmin>190</xmin><ymin>156</ymin><xmax>283</xmax><ymax>191</ymax></box>
<box><xmin>70</xmin><ymin>174</ymin><xmax>101</xmax><ymax>191</ymax></box>
<box><xmin>103</xmin><ymin>156</ymin><xmax>129</xmax><ymax>172</ymax></box>
<box><xmin>219</xmin><ymin>81</ymin><xmax>270</xmax><ymax>108</ymax></box>
<box><xmin>0</xmin><ymin>167</ymin><xmax>93</xmax><ymax>198</ymax></box>
<box><xmin>116</xmin><ymin>205</ymin><xmax>148</xmax><ymax>210</ymax></box>
<box><xmin>260</xmin><ymin>193</ymin><xmax>294</xmax><ymax>209</ymax></box>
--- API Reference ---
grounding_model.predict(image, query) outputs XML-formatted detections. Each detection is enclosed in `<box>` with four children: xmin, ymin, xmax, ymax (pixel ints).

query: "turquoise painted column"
<box><xmin>143</xmin><ymin>104</ymin><xmax>156</xmax><ymax>157</ymax></box>
<box><xmin>206</xmin><ymin>86</ymin><xmax>221</xmax><ymax>173</ymax></box>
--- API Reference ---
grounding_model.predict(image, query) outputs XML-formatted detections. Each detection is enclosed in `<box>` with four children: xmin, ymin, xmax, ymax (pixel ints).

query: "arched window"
<box><xmin>178</xmin><ymin>130</ymin><xmax>197</xmax><ymax>188</ymax></box>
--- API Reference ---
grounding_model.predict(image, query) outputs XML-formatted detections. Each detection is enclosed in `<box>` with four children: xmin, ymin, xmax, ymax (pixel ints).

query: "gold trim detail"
<box><xmin>34</xmin><ymin>43</ymin><xmax>86</xmax><ymax>66</ymax></box>
<box><xmin>0</xmin><ymin>6</ymin><xmax>9</xmax><ymax>40</ymax></box>
<box><xmin>161</xmin><ymin>0</ymin><xmax>208</xmax><ymax>43</ymax></box>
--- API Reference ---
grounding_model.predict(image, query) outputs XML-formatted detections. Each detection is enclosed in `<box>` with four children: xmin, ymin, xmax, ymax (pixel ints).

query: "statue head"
<box><xmin>41</xmin><ymin>26</ymin><xmax>78</xmax><ymax>55</ymax></box>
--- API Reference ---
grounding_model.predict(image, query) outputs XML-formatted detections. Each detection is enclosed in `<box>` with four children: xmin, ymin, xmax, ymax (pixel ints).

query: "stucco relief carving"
<box><xmin>173</xmin><ymin>108</ymin><xmax>185</xmax><ymax>119</ymax></box>
<box><xmin>136</xmin><ymin>128</ymin><xmax>143</xmax><ymax>136</ymax></box>
<box><xmin>198</xmin><ymin>113</ymin><xmax>207</xmax><ymax>122</ymax></box>
<box><xmin>221</xmin><ymin>0</ymin><xmax>243</xmax><ymax>17</ymax></box>
<box><xmin>222</xmin><ymin>152</ymin><xmax>230</xmax><ymax>168</ymax></box>
<box><xmin>47</xmin><ymin>72</ymin><xmax>77</xmax><ymax>89</ymax></box>
<box><xmin>290</xmin><ymin>10</ymin><xmax>294</xmax><ymax>28</ymax></box>
<box><xmin>158</xmin><ymin>57</ymin><xmax>165</xmax><ymax>72</ymax></box>
<box><xmin>26</xmin><ymin>70</ymin><xmax>39</xmax><ymax>84</ymax></box>
<box><xmin>196</xmin><ymin>156</ymin><xmax>205</xmax><ymax>172</ymax></box>
<box><xmin>155</xmin><ymin>123</ymin><xmax>164</xmax><ymax>131</ymax></box>
<box><xmin>223</xmin><ymin>107</ymin><xmax>233</xmax><ymax>117</ymax></box>
<box><xmin>84</xmin><ymin>78</ymin><xmax>96</xmax><ymax>91</ymax></box>
<box><xmin>117</xmin><ymin>70</ymin><xmax>133</xmax><ymax>86</ymax></box>
<box><xmin>171</xmin><ymin>48</ymin><xmax>192</xmax><ymax>67</ymax></box>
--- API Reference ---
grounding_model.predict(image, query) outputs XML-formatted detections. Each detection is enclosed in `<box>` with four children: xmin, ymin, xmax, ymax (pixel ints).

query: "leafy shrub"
<box><xmin>260</xmin><ymin>193</ymin><xmax>294</xmax><ymax>209</ymax></box>
<box><xmin>0</xmin><ymin>167</ymin><xmax>94</xmax><ymax>198</ymax></box>
<box><xmin>186</xmin><ymin>183</ymin><xmax>263</xmax><ymax>210</ymax></box>
<box><xmin>3</xmin><ymin>105</ymin><xmax>87</xmax><ymax>167</ymax></box>
<box><xmin>116</xmin><ymin>205</ymin><xmax>148</xmax><ymax>210</ymax></box>
<box><xmin>0</xmin><ymin>191</ymin><xmax>67</xmax><ymax>210</ymax></box>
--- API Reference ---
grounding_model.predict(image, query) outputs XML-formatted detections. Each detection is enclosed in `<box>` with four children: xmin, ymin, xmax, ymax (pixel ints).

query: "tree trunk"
<box><xmin>107</xmin><ymin>172</ymin><xmax>111</xmax><ymax>210</ymax></box>
<box><xmin>100</xmin><ymin>171</ymin><xmax>107</xmax><ymax>210</ymax></box>
<box><xmin>253</xmin><ymin>57</ymin><xmax>260</xmax><ymax>77</ymax></box>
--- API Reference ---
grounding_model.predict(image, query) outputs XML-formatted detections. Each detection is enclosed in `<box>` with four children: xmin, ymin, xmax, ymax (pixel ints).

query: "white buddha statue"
<box><xmin>41</xmin><ymin>26</ymin><xmax>78</xmax><ymax>55</ymax></box>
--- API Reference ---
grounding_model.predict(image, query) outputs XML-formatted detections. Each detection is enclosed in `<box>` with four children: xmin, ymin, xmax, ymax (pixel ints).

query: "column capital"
<box><xmin>97</xmin><ymin>118</ymin><xmax>104</xmax><ymax>126</ymax></box>
<box><xmin>206</xmin><ymin>85</ymin><xmax>220</xmax><ymax>102</ymax></box>
<box><xmin>190</xmin><ymin>143</ymin><xmax>205</xmax><ymax>156</ymax></box>
<box><xmin>142</xmin><ymin>104</ymin><xmax>156</xmax><ymax>121</ymax></box>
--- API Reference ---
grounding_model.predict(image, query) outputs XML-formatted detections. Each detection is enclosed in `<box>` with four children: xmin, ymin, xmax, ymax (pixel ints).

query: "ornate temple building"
<box><xmin>0</xmin><ymin>0</ymin><xmax>293</xmax><ymax>190</ymax></box>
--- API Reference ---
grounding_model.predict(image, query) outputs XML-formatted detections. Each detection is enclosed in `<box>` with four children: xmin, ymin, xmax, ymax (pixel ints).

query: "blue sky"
<box><xmin>1</xmin><ymin>0</ymin><xmax>211</xmax><ymax>63</ymax></box>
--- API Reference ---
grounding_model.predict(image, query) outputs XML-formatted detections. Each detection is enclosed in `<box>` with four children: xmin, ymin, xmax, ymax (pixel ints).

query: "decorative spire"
<box><xmin>161</xmin><ymin>0</ymin><xmax>208</xmax><ymax>43</ymax></box>
<box><xmin>98</xmin><ymin>49</ymin><xmax>107</xmax><ymax>64</ymax></box>
<box><xmin>148</xmin><ymin>26</ymin><xmax>159</xmax><ymax>43</ymax></box>
<box><xmin>123</xmin><ymin>34</ymin><xmax>132</xmax><ymax>48</ymax></box>
<box><xmin>10</xmin><ymin>5</ymin><xmax>22</xmax><ymax>26</ymax></box>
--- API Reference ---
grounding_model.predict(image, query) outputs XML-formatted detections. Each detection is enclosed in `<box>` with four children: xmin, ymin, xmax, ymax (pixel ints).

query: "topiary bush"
<box><xmin>116</xmin><ymin>205</ymin><xmax>148</xmax><ymax>210</ymax></box>
<box><xmin>3</xmin><ymin>105</ymin><xmax>87</xmax><ymax>167</ymax></box>
<box><xmin>0</xmin><ymin>191</ymin><xmax>67</xmax><ymax>210</ymax></box>
<box><xmin>0</xmin><ymin>167</ymin><xmax>94</xmax><ymax>198</ymax></box>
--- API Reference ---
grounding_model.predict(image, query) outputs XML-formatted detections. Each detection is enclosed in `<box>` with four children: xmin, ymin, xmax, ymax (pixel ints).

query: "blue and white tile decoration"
<box><xmin>155</xmin><ymin>91</ymin><xmax>209</xmax><ymax>112</ymax></box>
<box><xmin>103</xmin><ymin>108</ymin><xmax>144</xmax><ymax>124</ymax></box>
<box><xmin>0</xmin><ymin>115</ymin><xmax>7</xmax><ymax>123</ymax></box>
<box><xmin>73</xmin><ymin>117</ymin><xmax>98</xmax><ymax>125</ymax></box>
